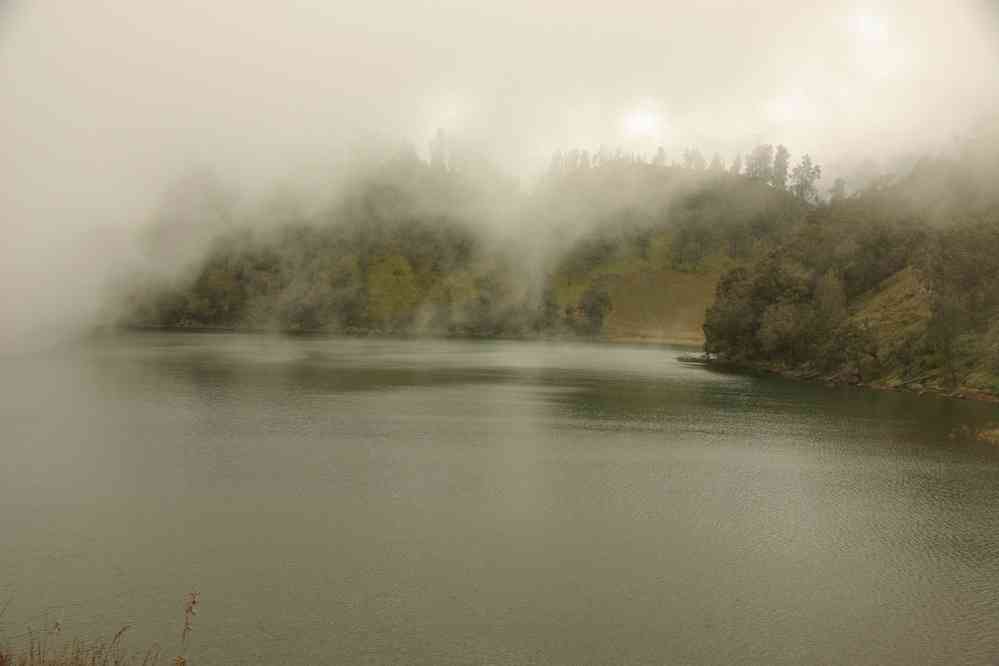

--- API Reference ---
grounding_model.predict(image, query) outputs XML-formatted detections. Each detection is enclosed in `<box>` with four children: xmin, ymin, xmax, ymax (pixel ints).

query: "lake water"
<box><xmin>2</xmin><ymin>333</ymin><xmax>999</xmax><ymax>665</ymax></box>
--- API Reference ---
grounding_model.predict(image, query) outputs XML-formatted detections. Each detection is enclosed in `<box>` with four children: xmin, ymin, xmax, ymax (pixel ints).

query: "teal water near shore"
<box><xmin>2</xmin><ymin>333</ymin><xmax>999</xmax><ymax>664</ymax></box>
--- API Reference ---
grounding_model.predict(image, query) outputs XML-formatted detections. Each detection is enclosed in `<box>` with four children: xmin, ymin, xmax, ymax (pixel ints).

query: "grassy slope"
<box><xmin>552</xmin><ymin>232</ymin><xmax>726</xmax><ymax>344</ymax></box>
<box><xmin>603</xmin><ymin>268</ymin><xmax>719</xmax><ymax>344</ymax></box>
<box><xmin>850</xmin><ymin>266</ymin><xmax>931</xmax><ymax>379</ymax></box>
<box><xmin>832</xmin><ymin>267</ymin><xmax>997</xmax><ymax>399</ymax></box>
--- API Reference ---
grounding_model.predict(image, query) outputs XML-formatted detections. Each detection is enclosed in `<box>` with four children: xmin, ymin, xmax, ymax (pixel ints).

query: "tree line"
<box><xmin>548</xmin><ymin>142</ymin><xmax>824</xmax><ymax>203</ymax></box>
<box><xmin>704</xmin><ymin>141</ymin><xmax>999</xmax><ymax>394</ymax></box>
<box><xmin>118</xmin><ymin>139</ymin><xmax>807</xmax><ymax>338</ymax></box>
<box><xmin>117</xmin><ymin>126</ymin><xmax>999</xmax><ymax>398</ymax></box>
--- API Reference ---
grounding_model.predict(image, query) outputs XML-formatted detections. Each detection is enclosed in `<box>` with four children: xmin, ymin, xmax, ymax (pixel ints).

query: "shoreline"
<box><xmin>106</xmin><ymin>325</ymin><xmax>996</xmax><ymax>405</ymax></box>
<box><xmin>685</xmin><ymin>354</ymin><xmax>999</xmax><ymax>406</ymax></box>
<box><xmin>105</xmin><ymin>324</ymin><xmax>705</xmax><ymax>348</ymax></box>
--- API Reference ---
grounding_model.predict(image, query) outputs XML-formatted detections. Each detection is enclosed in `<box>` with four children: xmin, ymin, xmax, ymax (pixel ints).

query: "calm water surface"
<box><xmin>2</xmin><ymin>333</ymin><xmax>999</xmax><ymax>665</ymax></box>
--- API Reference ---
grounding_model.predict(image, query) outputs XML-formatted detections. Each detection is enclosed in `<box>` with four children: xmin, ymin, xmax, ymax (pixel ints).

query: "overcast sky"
<box><xmin>2</xmin><ymin>0</ymin><xmax>999</xmax><ymax>343</ymax></box>
<box><xmin>4</xmin><ymin>1</ymin><xmax>999</xmax><ymax>216</ymax></box>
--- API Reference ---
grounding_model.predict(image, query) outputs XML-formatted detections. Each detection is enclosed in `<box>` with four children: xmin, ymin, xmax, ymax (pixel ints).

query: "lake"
<box><xmin>2</xmin><ymin>333</ymin><xmax>999</xmax><ymax>664</ymax></box>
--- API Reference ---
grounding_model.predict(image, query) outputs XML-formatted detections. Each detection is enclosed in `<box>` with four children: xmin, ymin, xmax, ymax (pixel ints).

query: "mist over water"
<box><xmin>3</xmin><ymin>1</ymin><xmax>999</xmax><ymax>346</ymax></box>
<box><xmin>4</xmin><ymin>5</ymin><xmax>999</xmax><ymax>662</ymax></box>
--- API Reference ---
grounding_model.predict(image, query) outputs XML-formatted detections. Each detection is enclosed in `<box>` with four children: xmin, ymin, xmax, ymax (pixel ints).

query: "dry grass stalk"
<box><xmin>180</xmin><ymin>592</ymin><xmax>198</xmax><ymax>648</ymax></box>
<box><xmin>0</xmin><ymin>624</ymin><xmax>160</xmax><ymax>666</ymax></box>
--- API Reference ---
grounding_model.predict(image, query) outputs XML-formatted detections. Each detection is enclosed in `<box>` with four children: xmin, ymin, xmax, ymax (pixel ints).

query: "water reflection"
<box><xmin>1</xmin><ymin>333</ymin><xmax>998</xmax><ymax>665</ymax></box>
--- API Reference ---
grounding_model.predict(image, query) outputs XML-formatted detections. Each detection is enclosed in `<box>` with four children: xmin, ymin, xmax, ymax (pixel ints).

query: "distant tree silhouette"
<box><xmin>828</xmin><ymin>177</ymin><xmax>847</xmax><ymax>202</ymax></box>
<box><xmin>772</xmin><ymin>145</ymin><xmax>790</xmax><ymax>189</ymax></box>
<box><xmin>790</xmin><ymin>155</ymin><xmax>822</xmax><ymax>203</ymax></box>
<box><xmin>683</xmin><ymin>148</ymin><xmax>706</xmax><ymax>170</ymax></box>
<box><xmin>729</xmin><ymin>153</ymin><xmax>743</xmax><ymax>175</ymax></box>
<box><xmin>550</xmin><ymin>149</ymin><xmax>564</xmax><ymax>173</ymax></box>
<box><xmin>745</xmin><ymin>144</ymin><xmax>774</xmax><ymax>181</ymax></box>
<box><xmin>567</xmin><ymin>148</ymin><xmax>580</xmax><ymax>169</ymax></box>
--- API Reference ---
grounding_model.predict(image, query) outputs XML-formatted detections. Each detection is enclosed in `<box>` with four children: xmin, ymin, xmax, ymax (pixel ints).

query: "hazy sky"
<box><xmin>4</xmin><ymin>1</ymin><xmax>999</xmax><ymax>214</ymax></box>
<box><xmin>2</xmin><ymin>0</ymin><xmax>999</xmax><ymax>343</ymax></box>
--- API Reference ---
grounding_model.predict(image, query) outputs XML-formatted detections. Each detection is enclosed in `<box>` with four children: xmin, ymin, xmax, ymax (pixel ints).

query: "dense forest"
<box><xmin>704</xmin><ymin>131</ymin><xmax>999</xmax><ymax>398</ymax></box>
<box><xmin>117</xmin><ymin>129</ymin><xmax>999</xmax><ymax>397</ymax></box>
<box><xmin>117</xmin><ymin>138</ymin><xmax>814</xmax><ymax>340</ymax></box>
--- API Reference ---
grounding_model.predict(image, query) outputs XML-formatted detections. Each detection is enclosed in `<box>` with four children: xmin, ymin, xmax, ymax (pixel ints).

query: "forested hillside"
<box><xmin>704</xmin><ymin>135</ymin><xmax>999</xmax><ymax>398</ymax></box>
<box><xmin>117</xmin><ymin>130</ymin><xmax>999</xmax><ymax>399</ymax></box>
<box><xmin>117</xmin><ymin>142</ymin><xmax>813</xmax><ymax>341</ymax></box>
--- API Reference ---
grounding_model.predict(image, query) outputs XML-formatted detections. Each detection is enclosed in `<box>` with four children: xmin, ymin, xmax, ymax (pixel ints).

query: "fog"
<box><xmin>2</xmin><ymin>0</ymin><xmax>999</xmax><ymax>347</ymax></box>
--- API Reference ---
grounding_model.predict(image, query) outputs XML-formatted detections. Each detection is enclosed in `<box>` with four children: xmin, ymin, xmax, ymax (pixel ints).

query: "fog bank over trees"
<box><xmin>2</xmin><ymin>1</ymin><xmax>999</xmax><ymax>347</ymax></box>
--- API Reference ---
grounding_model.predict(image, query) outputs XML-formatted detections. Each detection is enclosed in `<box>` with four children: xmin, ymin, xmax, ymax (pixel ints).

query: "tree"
<box><xmin>758</xmin><ymin>302</ymin><xmax>814</xmax><ymax>361</ymax></box>
<box><xmin>566</xmin><ymin>148</ymin><xmax>580</xmax><ymax>169</ymax></box>
<box><xmin>536</xmin><ymin>286</ymin><xmax>563</xmax><ymax>332</ymax></box>
<box><xmin>745</xmin><ymin>144</ymin><xmax>774</xmax><ymax>181</ymax></box>
<box><xmin>729</xmin><ymin>153</ymin><xmax>743</xmax><ymax>175</ymax></box>
<box><xmin>683</xmin><ymin>148</ymin><xmax>706</xmax><ymax>170</ymax></box>
<box><xmin>671</xmin><ymin>223</ymin><xmax>714</xmax><ymax>270</ymax></box>
<box><xmin>703</xmin><ymin>267</ymin><xmax>756</xmax><ymax>358</ymax></box>
<box><xmin>815</xmin><ymin>270</ymin><xmax>846</xmax><ymax>323</ymax></box>
<box><xmin>790</xmin><ymin>155</ymin><xmax>822</xmax><ymax>203</ymax></box>
<box><xmin>828</xmin><ymin>177</ymin><xmax>847</xmax><ymax>202</ymax></box>
<box><xmin>577</xmin><ymin>284</ymin><xmax>612</xmax><ymax>335</ymax></box>
<box><xmin>772</xmin><ymin>145</ymin><xmax>790</xmax><ymax>190</ymax></box>
<box><xmin>838</xmin><ymin>319</ymin><xmax>882</xmax><ymax>381</ymax></box>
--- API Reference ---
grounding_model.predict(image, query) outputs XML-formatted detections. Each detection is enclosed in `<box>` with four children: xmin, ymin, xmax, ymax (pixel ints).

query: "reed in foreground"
<box><xmin>0</xmin><ymin>591</ymin><xmax>198</xmax><ymax>666</ymax></box>
<box><xmin>0</xmin><ymin>627</ymin><xmax>159</xmax><ymax>666</ymax></box>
